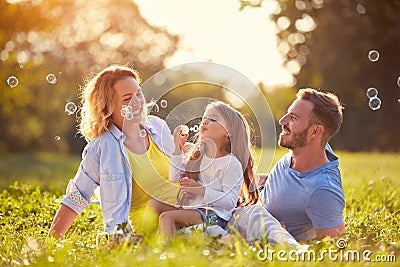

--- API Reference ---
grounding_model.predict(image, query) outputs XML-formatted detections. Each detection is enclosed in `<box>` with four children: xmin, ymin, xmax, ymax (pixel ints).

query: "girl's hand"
<box><xmin>173</xmin><ymin>125</ymin><xmax>189</xmax><ymax>154</ymax></box>
<box><xmin>180</xmin><ymin>177</ymin><xmax>205</xmax><ymax>196</ymax></box>
<box><xmin>182</xmin><ymin>191</ymin><xmax>195</xmax><ymax>200</ymax></box>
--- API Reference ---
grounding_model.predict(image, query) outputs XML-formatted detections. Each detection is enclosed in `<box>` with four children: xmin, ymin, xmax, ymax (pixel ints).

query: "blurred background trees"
<box><xmin>0</xmin><ymin>0</ymin><xmax>179</xmax><ymax>153</ymax></box>
<box><xmin>259</xmin><ymin>0</ymin><xmax>400</xmax><ymax>151</ymax></box>
<box><xmin>1</xmin><ymin>0</ymin><xmax>399</xmax><ymax>153</ymax></box>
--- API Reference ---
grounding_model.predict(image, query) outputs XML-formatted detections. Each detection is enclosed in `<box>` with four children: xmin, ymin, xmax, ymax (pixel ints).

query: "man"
<box><xmin>230</xmin><ymin>88</ymin><xmax>345</xmax><ymax>243</ymax></box>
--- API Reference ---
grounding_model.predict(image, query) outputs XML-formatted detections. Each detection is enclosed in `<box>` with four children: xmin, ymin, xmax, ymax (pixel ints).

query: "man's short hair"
<box><xmin>296</xmin><ymin>88</ymin><xmax>343</xmax><ymax>141</ymax></box>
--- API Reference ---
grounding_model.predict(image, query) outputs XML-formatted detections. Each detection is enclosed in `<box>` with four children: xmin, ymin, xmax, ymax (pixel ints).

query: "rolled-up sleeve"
<box><xmin>61</xmin><ymin>143</ymin><xmax>100</xmax><ymax>215</ymax></box>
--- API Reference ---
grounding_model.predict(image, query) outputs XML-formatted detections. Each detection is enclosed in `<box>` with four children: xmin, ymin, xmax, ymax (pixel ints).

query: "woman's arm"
<box><xmin>49</xmin><ymin>142</ymin><xmax>99</xmax><ymax>239</ymax></box>
<box><xmin>48</xmin><ymin>204</ymin><xmax>78</xmax><ymax>240</ymax></box>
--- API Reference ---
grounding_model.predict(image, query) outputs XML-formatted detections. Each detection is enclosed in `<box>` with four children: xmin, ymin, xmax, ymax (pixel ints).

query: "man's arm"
<box><xmin>315</xmin><ymin>223</ymin><xmax>346</xmax><ymax>239</ymax></box>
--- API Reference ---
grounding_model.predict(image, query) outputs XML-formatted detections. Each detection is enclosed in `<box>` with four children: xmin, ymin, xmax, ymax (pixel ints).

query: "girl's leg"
<box><xmin>158</xmin><ymin>209</ymin><xmax>203</xmax><ymax>241</ymax></box>
<box><xmin>142</xmin><ymin>199</ymin><xmax>178</xmax><ymax>236</ymax></box>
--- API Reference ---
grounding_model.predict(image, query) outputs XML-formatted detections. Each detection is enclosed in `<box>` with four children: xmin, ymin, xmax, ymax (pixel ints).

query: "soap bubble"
<box><xmin>54</xmin><ymin>136</ymin><xmax>61</xmax><ymax>141</ymax></box>
<box><xmin>366</xmin><ymin>87</ymin><xmax>378</xmax><ymax>99</ymax></box>
<box><xmin>7</xmin><ymin>76</ymin><xmax>18</xmax><ymax>88</ymax></box>
<box><xmin>190</xmin><ymin>124</ymin><xmax>199</xmax><ymax>133</ymax></box>
<box><xmin>181</xmin><ymin>125</ymin><xmax>189</xmax><ymax>135</ymax></box>
<box><xmin>46</xmin><ymin>73</ymin><xmax>57</xmax><ymax>84</ymax></box>
<box><xmin>65</xmin><ymin>102</ymin><xmax>77</xmax><ymax>115</ymax></box>
<box><xmin>139</xmin><ymin>129</ymin><xmax>147</xmax><ymax>137</ymax></box>
<box><xmin>125</xmin><ymin>112</ymin><xmax>134</xmax><ymax>120</ymax></box>
<box><xmin>121</xmin><ymin>105</ymin><xmax>132</xmax><ymax>117</ymax></box>
<box><xmin>160</xmin><ymin>100</ymin><xmax>168</xmax><ymax>108</ymax></box>
<box><xmin>368</xmin><ymin>97</ymin><xmax>381</xmax><ymax>110</ymax></box>
<box><xmin>397</xmin><ymin>76</ymin><xmax>400</xmax><ymax>87</ymax></box>
<box><xmin>368</xmin><ymin>50</ymin><xmax>379</xmax><ymax>62</ymax></box>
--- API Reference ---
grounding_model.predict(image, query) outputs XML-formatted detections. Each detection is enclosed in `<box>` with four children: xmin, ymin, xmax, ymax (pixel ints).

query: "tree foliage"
<box><xmin>0</xmin><ymin>0</ymin><xmax>179</xmax><ymax>153</ymax></box>
<box><xmin>268</xmin><ymin>0</ymin><xmax>400</xmax><ymax>151</ymax></box>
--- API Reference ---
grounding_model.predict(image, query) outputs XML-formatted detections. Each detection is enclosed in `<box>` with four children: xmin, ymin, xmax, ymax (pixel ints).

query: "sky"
<box><xmin>134</xmin><ymin>0</ymin><xmax>293</xmax><ymax>87</ymax></box>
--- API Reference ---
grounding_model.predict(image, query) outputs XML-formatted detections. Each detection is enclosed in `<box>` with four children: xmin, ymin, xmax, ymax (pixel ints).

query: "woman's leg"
<box><xmin>158</xmin><ymin>209</ymin><xmax>203</xmax><ymax>241</ymax></box>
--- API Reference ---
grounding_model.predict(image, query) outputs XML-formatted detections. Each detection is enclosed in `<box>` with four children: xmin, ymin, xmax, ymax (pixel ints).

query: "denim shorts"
<box><xmin>195</xmin><ymin>208</ymin><xmax>227</xmax><ymax>228</ymax></box>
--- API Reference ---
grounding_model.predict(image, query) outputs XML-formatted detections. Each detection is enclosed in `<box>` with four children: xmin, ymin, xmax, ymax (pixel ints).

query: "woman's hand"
<box><xmin>173</xmin><ymin>125</ymin><xmax>189</xmax><ymax>155</ymax></box>
<box><xmin>180</xmin><ymin>177</ymin><xmax>205</xmax><ymax>197</ymax></box>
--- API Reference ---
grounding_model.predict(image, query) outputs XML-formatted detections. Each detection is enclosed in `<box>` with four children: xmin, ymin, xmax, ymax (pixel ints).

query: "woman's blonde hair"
<box><xmin>181</xmin><ymin>101</ymin><xmax>259</xmax><ymax>206</ymax></box>
<box><xmin>79</xmin><ymin>65</ymin><xmax>141</xmax><ymax>141</ymax></box>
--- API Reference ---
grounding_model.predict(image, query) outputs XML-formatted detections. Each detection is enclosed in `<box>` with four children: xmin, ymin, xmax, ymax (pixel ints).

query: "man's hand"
<box><xmin>315</xmin><ymin>223</ymin><xmax>346</xmax><ymax>239</ymax></box>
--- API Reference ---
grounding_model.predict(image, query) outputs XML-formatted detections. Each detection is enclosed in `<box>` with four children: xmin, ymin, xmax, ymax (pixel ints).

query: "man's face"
<box><xmin>278</xmin><ymin>98</ymin><xmax>314</xmax><ymax>150</ymax></box>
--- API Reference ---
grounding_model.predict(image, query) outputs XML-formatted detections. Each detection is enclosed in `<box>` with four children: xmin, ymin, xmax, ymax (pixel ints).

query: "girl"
<box><xmin>146</xmin><ymin>101</ymin><xmax>258</xmax><ymax>240</ymax></box>
<box><xmin>48</xmin><ymin>65</ymin><xmax>176</xmax><ymax>241</ymax></box>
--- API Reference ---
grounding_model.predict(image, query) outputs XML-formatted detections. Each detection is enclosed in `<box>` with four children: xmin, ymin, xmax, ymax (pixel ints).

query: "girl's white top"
<box><xmin>169</xmin><ymin>153</ymin><xmax>244</xmax><ymax>221</ymax></box>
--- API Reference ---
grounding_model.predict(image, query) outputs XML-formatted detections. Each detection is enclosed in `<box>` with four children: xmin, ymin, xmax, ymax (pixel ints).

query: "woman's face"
<box><xmin>111</xmin><ymin>76</ymin><xmax>144</xmax><ymax>130</ymax></box>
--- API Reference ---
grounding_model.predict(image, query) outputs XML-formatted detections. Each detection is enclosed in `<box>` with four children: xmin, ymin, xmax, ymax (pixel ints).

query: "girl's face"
<box><xmin>199</xmin><ymin>107</ymin><xmax>229</xmax><ymax>144</ymax></box>
<box><xmin>111</xmin><ymin>76</ymin><xmax>144</xmax><ymax>129</ymax></box>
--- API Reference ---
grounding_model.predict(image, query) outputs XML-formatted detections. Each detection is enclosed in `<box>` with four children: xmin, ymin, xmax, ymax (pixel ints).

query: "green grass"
<box><xmin>0</xmin><ymin>151</ymin><xmax>399</xmax><ymax>266</ymax></box>
<box><xmin>0</xmin><ymin>153</ymin><xmax>80</xmax><ymax>194</ymax></box>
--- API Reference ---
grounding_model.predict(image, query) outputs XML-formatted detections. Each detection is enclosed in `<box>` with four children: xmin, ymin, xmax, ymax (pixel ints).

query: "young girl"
<box><xmin>48</xmin><ymin>65</ymin><xmax>176</xmax><ymax>241</ymax></box>
<box><xmin>146</xmin><ymin>101</ymin><xmax>259</xmax><ymax>240</ymax></box>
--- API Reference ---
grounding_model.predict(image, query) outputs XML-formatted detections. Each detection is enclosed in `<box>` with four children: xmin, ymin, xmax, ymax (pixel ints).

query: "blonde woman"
<box><xmin>48</xmin><ymin>65</ymin><xmax>175</xmax><ymax>241</ymax></box>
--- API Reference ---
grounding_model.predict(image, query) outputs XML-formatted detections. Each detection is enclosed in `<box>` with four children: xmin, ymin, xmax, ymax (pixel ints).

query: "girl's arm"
<box><xmin>169</xmin><ymin>154</ymin><xmax>186</xmax><ymax>182</ymax></box>
<box><xmin>48</xmin><ymin>204</ymin><xmax>78</xmax><ymax>240</ymax></box>
<box><xmin>169</xmin><ymin>126</ymin><xmax>190</xmax><ymax>182</ymax></box>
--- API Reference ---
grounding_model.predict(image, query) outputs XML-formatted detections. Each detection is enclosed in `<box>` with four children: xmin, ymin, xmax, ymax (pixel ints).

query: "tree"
<box><xmin>264</xmin><ymin>0</ymin><xmax>400</xmax><ymax>151</ymax></box>
<box><xmin>0</xmin><ymin>0</ymin><xmax>179</xmax><ymax>153</ymax></box>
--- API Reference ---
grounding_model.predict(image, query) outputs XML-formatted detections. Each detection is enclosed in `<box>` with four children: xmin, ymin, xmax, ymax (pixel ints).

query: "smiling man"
<box><xmin>261</xmin><ymin>88</ymin><xmax>346</xmax><ymax>241</ymax></box>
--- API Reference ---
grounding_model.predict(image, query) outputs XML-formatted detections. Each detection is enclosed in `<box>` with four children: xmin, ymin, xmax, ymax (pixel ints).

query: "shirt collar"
<box><xmin>108</xmin><ymin>117</ymin><xmax>158</xmax><ymax>142</ymax></box>
<box><xmin>108</xmin><ymin>123</ymin><xmax>125</xmax><ymax>141</ymax></box>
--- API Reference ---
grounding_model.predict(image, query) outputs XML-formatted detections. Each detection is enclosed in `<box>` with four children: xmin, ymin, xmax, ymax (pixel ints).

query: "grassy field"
<box><xmin>0</xmin><ymin>150</ymin><xmax>399</xmax><ymax>266</ymax></box>
<box><xmin>0</xmin><ymin>153</ymin><xmax>80</xmax><ymax>194</ymax></box>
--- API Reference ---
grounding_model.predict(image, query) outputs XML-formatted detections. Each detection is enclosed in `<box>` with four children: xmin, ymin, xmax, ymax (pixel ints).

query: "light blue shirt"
<box><xmin>61</xmin><ymin>115</ymin><xmax>174</xmax><ymax>233</ymax></box>
<box><xmin>261</xmin><ymin>146</ymin><xmax>345</xmax><ymax>241</ymax></box>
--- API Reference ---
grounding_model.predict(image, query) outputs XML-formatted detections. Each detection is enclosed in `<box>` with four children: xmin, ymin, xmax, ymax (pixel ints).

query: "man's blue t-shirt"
<box><xmin>261</xmin><ymin>148</ymin><xmax>345</xmax><ymax>241</ymax></box>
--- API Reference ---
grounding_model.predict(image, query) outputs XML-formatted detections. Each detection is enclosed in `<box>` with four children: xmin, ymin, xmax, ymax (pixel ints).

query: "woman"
<box><xmin>48</xmin><ymin>65</ymin><xmax>176</xmax><ymax>241</ymax></box>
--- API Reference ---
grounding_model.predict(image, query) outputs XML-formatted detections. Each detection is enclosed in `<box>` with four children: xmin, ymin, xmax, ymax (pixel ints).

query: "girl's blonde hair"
<box><xmin>182</xmin><ymin>101</ymin><xmax>259</xmax><ymax>207</ymax></box>
<box><xmin>79</xmin><ymin>65</ymin><xmax>141</xmax><ymax>141</ymax></box>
